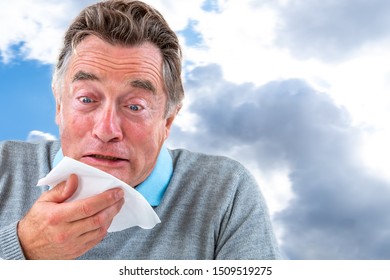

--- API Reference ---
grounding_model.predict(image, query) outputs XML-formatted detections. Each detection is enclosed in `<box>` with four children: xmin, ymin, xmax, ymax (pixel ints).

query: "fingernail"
<box><xmin>116</xmin><ymin>189</ymin><xmax>124</xmax><ymax>200</ymax></box>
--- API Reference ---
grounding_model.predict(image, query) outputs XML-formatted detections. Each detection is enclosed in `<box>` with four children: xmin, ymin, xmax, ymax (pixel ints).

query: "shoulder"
<box><xmin>170</xmin><ymin>148</ymin><xmax>249</xmax><ymax>176</ymax></box>
<box><xmin>168</xmin><ymin>148</ymin><xmax>259</xmax><ymax>196</ymax></box>
<box><xmin>0</xmin><ymin>140</ymin><xmax>60</xmax><ymax>158</ymax></box>
<box><xmin>167</xmin><ymin>149</ymin><xmax>280</xmax><ymax>259</ymax></box>
<box><xmin>0</xmin><ymin>140</ymin><xmax>61</xmax><ymax>177</ymax></box>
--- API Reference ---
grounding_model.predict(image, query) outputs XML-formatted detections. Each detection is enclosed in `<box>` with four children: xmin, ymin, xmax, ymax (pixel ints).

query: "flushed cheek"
<box><xmin>134</xmin><ymin>122</ymin><xmax>166</xmax><ymax>145</ymax></box>
<box><xmin>59</xmin><ymin>111</ymin><xmax>93</xmax><ymax>152</ymax></box>
<box><xmin>66</xmin><ymin>114</ymin><xmax>91</xmax><ymax>136</ymax></box>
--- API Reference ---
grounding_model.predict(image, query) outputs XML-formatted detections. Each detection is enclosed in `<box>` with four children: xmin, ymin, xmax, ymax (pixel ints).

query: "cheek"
<box><xmin>56</xmin><ymin>109</ymin><xmax>66</xmax><ymax>135</ymax></box>
<box><xmin>59</xmin><ymin>109</ymin><xmax>91</xmax><ymax>138</ymax></box>
<box><xmin>151</xmin><ymin>121</ymin><xmax>170</xmax><ymax>143</ymax></box>
<box><xmin>125</xmin><ymin>121</ymin><xmax>164</xmax><ymax>145</ymax></box>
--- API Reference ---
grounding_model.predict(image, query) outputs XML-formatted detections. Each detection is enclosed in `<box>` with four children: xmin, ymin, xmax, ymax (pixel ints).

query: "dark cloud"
<box><xmin>169</xmin><ymin>64</ymin><xmax>390</xmax><ymax>259</ymax></box>
<box><xmin>274</xmin><ymin>0</ymin><xmax>390</xmax><ymax>61</ymax></box>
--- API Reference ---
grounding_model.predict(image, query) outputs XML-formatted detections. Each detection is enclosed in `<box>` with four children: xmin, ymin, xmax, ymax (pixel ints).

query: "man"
<box><xmin>0</xmin><ymin>0</ymin><xmax>280</xmax><ymax>259</ymax></box>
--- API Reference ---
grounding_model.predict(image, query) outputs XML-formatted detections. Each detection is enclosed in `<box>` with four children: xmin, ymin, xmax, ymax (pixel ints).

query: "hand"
<box><xmin>17</xmin><ymin>174</ymin><xmax>124</xmax><ymax>259</ymax></box>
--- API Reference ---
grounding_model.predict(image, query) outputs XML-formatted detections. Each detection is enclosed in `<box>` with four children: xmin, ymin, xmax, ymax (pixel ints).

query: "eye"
<box><xmin>128</xmin><ymin>104</ymin><xmax>143</xmax><ymax>111</ymax></box>
<box><xmin>79</xmin><ymin>96</ymin><xmax>95</xmax><ymax>104</ymax></box>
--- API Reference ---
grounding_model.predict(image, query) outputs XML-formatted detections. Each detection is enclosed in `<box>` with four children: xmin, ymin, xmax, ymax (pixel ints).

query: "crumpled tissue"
<box><xmin>37</xmin><ymin>156</ymin><xmax>161</xmax><ymax>232</ymax></box>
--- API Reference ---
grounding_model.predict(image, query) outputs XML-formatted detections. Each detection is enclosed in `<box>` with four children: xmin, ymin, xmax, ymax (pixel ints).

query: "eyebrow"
<box><xmin>72</xmin><ymin>70</ymin><xmax>100</xmax><ymax>83</ymax></box>
<box><xmin>71</xmin><ymin>70</ymin><xmax>157</xmax><ymax>95</ymax></box>
<box><xmin>129</xmin><ymin>79</ymin><xmax>157</xmax><ymax>95</ymax></box>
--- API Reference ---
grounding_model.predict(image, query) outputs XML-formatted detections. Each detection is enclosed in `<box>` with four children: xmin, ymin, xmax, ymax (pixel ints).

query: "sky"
<box><xmin>1</xmin><ymin>0</ymin><xmax>390</xmax><ymax>259</ymax></box>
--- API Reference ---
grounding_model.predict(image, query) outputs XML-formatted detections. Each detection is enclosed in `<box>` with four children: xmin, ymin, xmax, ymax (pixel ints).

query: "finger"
<box><xmin>72</xmin><ymin>227</ymin><xmax>109</xmax><ymax>256</ymax></box>
<box><xmin>59</xmin><ymin>199</ymin><xmax>125</xmax><ymax>256</ymax></box>
<box><xmin>68</xmin><ymin>198</ymin><xmax>125</xmax><ymax>237</ymax></box>
<box><xmin>40</xmin><ymin>174</ymin><xmax>78</xmax><ymax>203</ymax></box>
<box><xmin>61</xmin><ymin>187</ymin><xmax>125</xmax><ymax>222</ymax></box>
<box><xmin>29</xmin><ymin>198</ymin><xmax>123</xmax><ymax>259</ymax></box>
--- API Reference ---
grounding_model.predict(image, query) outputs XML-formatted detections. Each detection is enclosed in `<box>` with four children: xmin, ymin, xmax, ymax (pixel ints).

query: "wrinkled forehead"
<box><xmin>66</xmin><ymin>36</ymin><xmax>164</xmax><ymax>91</ymax></box>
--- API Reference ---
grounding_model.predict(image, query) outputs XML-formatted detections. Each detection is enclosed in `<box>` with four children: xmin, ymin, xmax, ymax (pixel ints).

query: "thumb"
<box><xmin>42</xmin><ymin>174</ymin><xmax>78</xmax><ymax>203</ymax></box>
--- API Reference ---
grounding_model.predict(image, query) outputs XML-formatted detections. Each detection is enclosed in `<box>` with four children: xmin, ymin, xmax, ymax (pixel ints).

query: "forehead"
<box><xmin>67</xmin><ymin>36</ymin><xmax>163</xmax><ymax>89</ymax></box>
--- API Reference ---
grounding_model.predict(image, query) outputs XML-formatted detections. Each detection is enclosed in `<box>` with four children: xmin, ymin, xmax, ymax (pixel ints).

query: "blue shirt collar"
<box><xmin>53</xmin><ymin>146</ymin><xmax>173</xmax><ymax>207</ymax></box>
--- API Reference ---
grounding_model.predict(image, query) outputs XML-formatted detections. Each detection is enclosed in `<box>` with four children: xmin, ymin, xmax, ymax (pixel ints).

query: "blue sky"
<box><xmin>2</xmin><ymin>0</ymin><xmax>390</xmax><ymax>259</ymax></box>
<box><xmin>0</xmin><ymin>59</ymin><xmax>58</xmax><ymax>141</ymax></box>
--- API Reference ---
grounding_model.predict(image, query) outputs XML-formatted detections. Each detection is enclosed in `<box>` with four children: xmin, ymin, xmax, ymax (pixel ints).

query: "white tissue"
<box><xmin>37</xmin><ymin>156</ymin><xmax>161</xmax><ymax>232</ymax></box>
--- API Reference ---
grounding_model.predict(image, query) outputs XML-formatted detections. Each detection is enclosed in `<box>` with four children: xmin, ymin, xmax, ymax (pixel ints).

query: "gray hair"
<box><xmin>52</xmin><ymin>0</ymin><xmax>184</xmax><ymax>116</ymax></box>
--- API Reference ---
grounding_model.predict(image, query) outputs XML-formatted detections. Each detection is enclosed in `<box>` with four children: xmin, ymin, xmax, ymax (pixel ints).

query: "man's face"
<box><xmin>55</xmin><ymin>36</ymin><xmax>175</xmax><ymax>186</ymax></box>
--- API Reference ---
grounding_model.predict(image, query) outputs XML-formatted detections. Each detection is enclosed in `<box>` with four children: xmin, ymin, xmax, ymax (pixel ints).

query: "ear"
<box><xmin>164</xmin><ymin>115</ymin><xmax>175</xmax><ymax>140</ymax></box>
<box><xmin>164</xmin><ymin>105</ymin><xmax>181</xmax><ymax>140</ymax></box>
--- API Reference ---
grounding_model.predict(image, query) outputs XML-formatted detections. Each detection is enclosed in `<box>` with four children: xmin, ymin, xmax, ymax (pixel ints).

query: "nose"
<box><xmin>93</xmin><ymin>106</ymin><xmax>123</xmax><ymax>143</ymax></box>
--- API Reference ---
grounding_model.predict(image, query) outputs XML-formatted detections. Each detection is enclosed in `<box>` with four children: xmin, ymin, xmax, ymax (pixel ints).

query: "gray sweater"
<box><xmin>0</xmin><ymin>140</ymin><xmax>280</xmax><ymax>259</ymax></box>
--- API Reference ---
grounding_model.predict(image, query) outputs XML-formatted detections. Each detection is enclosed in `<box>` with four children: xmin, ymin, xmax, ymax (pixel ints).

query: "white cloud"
<box><xmin>27</xmin><ymin>130</ymin><xmax>57</xmax><ymax>142</ymax></box>
<box><xmin>174</xmin><ymin>1</ymin><xmax>390</xmax><ymax>201</ymax></box>
<box><xmin>0</xmin><ymin>0</ymin><xmax>94</xmax><ymax>64</ymax></box>
<box><xmin>166</xmin><ymin>0</ymin><xmax>390</xmax><ymax>132</ymax></box>
<box><xmin>361</xmin><ymin>129</ymin><xmax>390</xmax><ymax>183</ymax></box>
<box><xmin>149</xmin><ymin>0</ymin><xmax>205</xmax><ymax>31</ymax></box>
<box><xmin>181</xmin><ymin>0</ymin><xmax>282</xmax><ymax>85</ymax></box>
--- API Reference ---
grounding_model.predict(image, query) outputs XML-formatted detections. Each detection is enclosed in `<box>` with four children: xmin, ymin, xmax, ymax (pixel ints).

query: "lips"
<box><xmin>84</xmin><ymin>154</ymin><xmax>128</xmax><ymax>161</ymax></box>
<box><xmin>90</xmin><ymin>154</ymin><xmax>123</xmax><ymax>160</ymax></box>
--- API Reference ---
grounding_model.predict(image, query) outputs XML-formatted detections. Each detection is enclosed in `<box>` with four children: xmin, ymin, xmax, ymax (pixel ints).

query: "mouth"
<box><xmin>89</xmin><ymin>154</ymin><xmax>124</xmax><ymax>160</ymax></box>
<box><xmin>83</xmin><ymin>154</ymin><xmax>128</xmax><ymax>162</ymax></box>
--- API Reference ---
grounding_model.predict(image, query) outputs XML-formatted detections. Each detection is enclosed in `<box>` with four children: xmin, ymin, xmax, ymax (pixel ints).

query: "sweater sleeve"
<box><xmin>215</xmin><ymin>167</ymin><xmax>281</xmax><ymax>260</ymax></box>
<box><xmin>0</xmin><ymin>140</ymin><xmax>58</xmax><ymax>260</ymax></box>
<box><xmin>0</xmin><ymin>221</ymin><xmax>26</xmax><ymax>260</ymax></box>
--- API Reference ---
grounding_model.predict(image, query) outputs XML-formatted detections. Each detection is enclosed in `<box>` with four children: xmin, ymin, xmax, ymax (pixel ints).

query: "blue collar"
<box><xmin>53</xmin><ymin>146</ymin><xmax>173</xmax><ymax>206</ymax></box>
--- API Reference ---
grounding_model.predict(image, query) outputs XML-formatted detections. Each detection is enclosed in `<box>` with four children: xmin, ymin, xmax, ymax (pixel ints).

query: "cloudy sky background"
<box><xmin>1</xmin><ymin>0</ymin><xmax>390</xmax><ymax>259</ymax></box>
